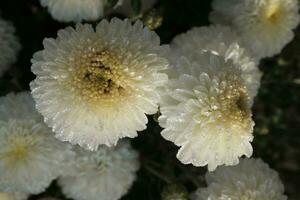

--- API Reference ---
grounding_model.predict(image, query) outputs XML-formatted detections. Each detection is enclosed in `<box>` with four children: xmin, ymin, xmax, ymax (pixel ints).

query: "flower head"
<box><xmin>167</xmin><ymin>25</ymin><xmax>260</xmax><ymax>86</ymax></box>
<box><xmin>40</xmin><ymin>0</ymin><xmax>107</xmax><ymax>22</ymax></box>
<box><xmin>58</xmin><ymin>141</ymin><xmax>139</xmax><ymax>200</ymax></box>
<box><xmin>191</xmin><ymin>158</ymin><xmax>287</xmax><ymax>200</ymax></box>
<box><xmin>170</xmin><ymin>25</ymin><xmax>243</xmax><ymax>64</ymax></box>
<box><xmin>159</xmin><ymin>44</ymin><xmax>261</xmax><ymax>171</ymax></box>
<box><xmin>30</xmin><ymin>18</ymin><xmax>168</xmax><ymax>150</ymax></box>
<box><xmin>0</xmin><ymin>92</ymin><xmax>74</xmax><ymax>194</ymax></box>
<box><xmin>0</xmin><ymin>18</ymin><xmax>20</xmax><ymax>76</ymax></box>
<box><xmin>210</xmin><ymin>0</ymin><xmax>300</xmax><ymax>59</ymax></box>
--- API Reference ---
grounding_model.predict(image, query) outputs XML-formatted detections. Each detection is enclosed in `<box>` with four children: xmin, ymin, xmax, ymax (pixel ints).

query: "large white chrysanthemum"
<box><xmin>0</xmin><ymin>18</ymin><xmax>20</xmax><ymax>76</ymax></box>
<box><xmin>40</xmin><ymin>0</ymin><xmax>107</xmax><ymax>22</ymax></box>
<box><xmin>30</xmin><ymin>18</ymin><xmax>169</xmax><ymax>150</ymax></box>
<box><xmin>0</xmin><ymin>92</ymin><xmax>74</xmax><ymax>194</ymax></box>
<box><xmin>159</xmin><ymin>44</ymin><xmax>261</xmax><ymax>171</ymax></box>
<box><xmin>58</xmin><ymin>141</ymin><xmax>139</xmax><ymax>200</ymax></box>
<box><xmin>210</xmin><ymin>0</ymin><xmax>300</xmax><ymax>59</ymax></box>
<box><xmin>191</xmin><ymin>158</ymin><xmax>287</xmax><ymax>200</ymax></box>
<box><xmin>0</xmin><ymin>192</ymin><xmax>28</xmax><ymax>200</ymax></box>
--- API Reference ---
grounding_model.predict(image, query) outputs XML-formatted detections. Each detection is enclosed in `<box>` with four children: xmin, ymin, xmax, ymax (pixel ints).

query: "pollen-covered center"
<box><xmin>72</xmin><ymin>49</ymin><xmax>127</xmax><ymax>103</ymax></box>
<box><xmin>264</xmin><ymin>3</ymin><xmax>281</xmax><ymax>24</ymax></box>
<box><xmin>211</xmin><ymin>77</ymin><xmax>251</xmax><ymax>126</ymax></box>
<box><xmin>0</xmin><ymin>132</ymin><xmax>38</xmax><ymax>167</ymax></box>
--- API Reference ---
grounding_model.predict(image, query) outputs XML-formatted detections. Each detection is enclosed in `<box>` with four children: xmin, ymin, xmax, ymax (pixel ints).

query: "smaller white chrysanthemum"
<box><xmin>166</xmin><ymin>25</ymin><xmax>260</xmax><ymax>80</ymax></box>
<box><xmin>30</xmin><ymin>18</ymin><xmax>168</xmax><ymax>150</ymax></box>
<box><xmin>169</xmin><ymin>25</ymin><xmax>258</xmax><ymax>63</ymax></box>
<box><xmin>159</xmin><ymin>45</ymin><xmax>261</xmax><ymax>171</ymax></box>
<box><xmin>0</xmin><ymin>18</ymin><xmax>20</xmax><ymax>76</ymax></box>
<box><xmin>0</xmin><ymin>92</ymin><xmax>74</xmax><ymax>194</ymax></box>
<box><xmin>210</xmin><ymin>0</ymin><xmax>300</xmax><ymax>59</ymax></box>
<box><xmin>170</xmin><ymin>25</ymin><xmax>242</xmax><ymax>63</ymax></box>
<box><xmin>40</xmin><ymin>0</ymin><xmax>107</xmax><ymax>22</ymax></box>
<box><xmin>191</xmin><ymin>158</ymin><xmax>287</xmax><ymax>200</ymax></box>
<box><xmin>0</xmin><ymin>192</ymin><xmax>28</xmax><ymax>200</ymax></box>
<box><xmin>58</xmin><ymin>141</ymin><xmax>139</xmax><ymax>200</ymax></box>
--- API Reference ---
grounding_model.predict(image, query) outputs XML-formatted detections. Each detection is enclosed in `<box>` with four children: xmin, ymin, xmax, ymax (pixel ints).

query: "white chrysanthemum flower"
<box><xmin>0</xmin><ymin>92</ymin><xmax>74</xmax><ymax>194</ymax></box>
<box><xmin>0</xmin><ymin>192</ymin><xmax>28</xmax><ymax>200</ymax></box>
<box><xmin>191</xmin><ymin>158</ymin><xmax>287</xmax><ymax>200</ymax></box>
<box><xmin>166</xmin><ymin>25</ymin><xmax>260</xmax><ymax>81</ymax></box>
<box><xmin>210</xmin><ymin>0</ymin><xmax>300</xmax><ymax>59</ymax></box>
<box><xmin>159</xmin><ymin>44</ymin><xmax>261</xmax><ymax>171</ymax></box>
<box><xmin>40</xmin><ymin>0</ymin><xmax>107</xmax><ymax>22</ymax></box>
<box><xmin>30</xmin><ymin>18</ymin><xmax>169</xmax><ymax>150</ymax></box>
<box><xmin>58</xmin><ymin>141</ymin><xmax>139</xmax><ymax>200</ymax></box>
<box><xmin>0</xmin><ymin>18</ymin><xmax>20</xmax><ymax>76</ymax></box>
<box><xmin>170</xmin><ymin>25</ymin><xmax>245</xmax><ymax>64</ymax></box>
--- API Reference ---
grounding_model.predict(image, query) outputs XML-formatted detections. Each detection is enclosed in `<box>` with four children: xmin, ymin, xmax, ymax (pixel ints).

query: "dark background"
<box><xmin>0</xmin><ymin>0</ymin><xmax>299</xmax><ymax>199</ymax></box>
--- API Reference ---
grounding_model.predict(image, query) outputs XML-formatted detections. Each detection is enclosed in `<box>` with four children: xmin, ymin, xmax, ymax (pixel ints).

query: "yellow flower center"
<box><xmin>71</xmin><ymin>49</ymin><xmax>129</xmax><ymax>104</ymax></box>
<box><xmin>219</xmin><ymin>85</ymin><xmax>249</xmax><ymax>122</ymax></box>
<box><xmin>208</xmin><ymin>77</ymin><xmax>252</xmax><ymax>128</ymax></box>
<box><xmin>0</xmin><ymin>135</ymin><xmax>38</xmax><ymax>167</ymax></box>
<box><xmin>264</xmin><ymin>3</ymin><xmax>281</xmax><ymax>24</ymax></box>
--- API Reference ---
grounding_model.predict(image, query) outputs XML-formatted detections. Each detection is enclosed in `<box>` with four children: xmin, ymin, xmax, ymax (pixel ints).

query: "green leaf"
<box><xmin>106</xmin><ymin>0</ymin><xmax>119</xmax><ymax>9</ymax></box>
<box><xmin>131</xmin><ymin>0</ymin><xmax>142</xmax><ymax>15</ymax></box>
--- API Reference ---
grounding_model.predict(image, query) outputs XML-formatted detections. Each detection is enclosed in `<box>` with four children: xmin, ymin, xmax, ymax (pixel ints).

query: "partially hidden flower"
<box><xmin>0</xmin><ymin>17</ymin><xmax>20</xmax><ymax>76</ymax></box>
<box><xmin>191</xmin><ymin>158</ymin><xmax>287</xmax><ymax>200</ymax></box>
<box><xmin>210</xmin><ymin>0</ymin><xmax>300</xmax><ymax>59</ymax></box>
<box><xmin>40</xmin><ymin>0</ymin><xmax>107</xmax><ymax>22</ymax></box>
<box><xmin>0</xmin><ymin>92</ymin><xmax>74</xmax><ymax>194</ymax></box>
<box><xmin>166</xmin><ymin>25</ymin><xmax>260</xmax><ymax>82</ymax></box>
<box><xmin>58</xmin><ymin>141</ymin><xmax>139</xmax><ymax>200</ymax></box>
